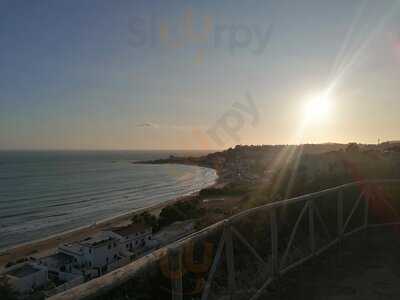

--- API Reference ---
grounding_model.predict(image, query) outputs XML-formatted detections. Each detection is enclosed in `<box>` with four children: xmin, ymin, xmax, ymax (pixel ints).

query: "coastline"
<box><xmin>0</xmin><ymin>163</ymin><xmax>219</xmax><ymax>268</ymax></box>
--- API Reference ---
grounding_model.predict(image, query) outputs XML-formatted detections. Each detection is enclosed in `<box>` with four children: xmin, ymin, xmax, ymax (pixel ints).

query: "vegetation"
<box><xmin>199</xmin><ymin>183</ymin><xmax>252</xmax><ymax>198</ymax></box>
<box><xmin>346</xmin><ymin>142</ymin><xmax>361</xmax><ymax>152</ymax></box>
<box><xmin>130</xmin><ymin>199</ymin><xmax>205</xmax><ymax>232</ymax></box>
<box><xmin>131</xmin><ymin>212</ymin><xmax>159</xmax><ymax>232</ymax></box>
<box><xmin>158</xmin><ymin>199</ymin><xmax>204</xmax><ymax>228</ymax></box>
<box><xmin>0</xmin><ymin>276</ymin><xmax>18</xmax><ymax>300</ymax></box>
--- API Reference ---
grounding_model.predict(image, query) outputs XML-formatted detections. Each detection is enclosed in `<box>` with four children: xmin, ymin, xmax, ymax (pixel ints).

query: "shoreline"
<box><xmin>0</xmin><ymin>164</ymin><xmax>219</xmax><ymax>268</ymax></box>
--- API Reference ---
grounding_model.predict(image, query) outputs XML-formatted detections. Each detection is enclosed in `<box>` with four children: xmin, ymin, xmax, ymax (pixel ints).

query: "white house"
<box><xmin>51</xmin><ymin>224</ymin><xmax>155</xmax><ymax>279</ymax></box>
<box><xmin>38</xmin><ymin>253</ymin><xmax>84</xmax><ymax>297</ymax></box>
<box><xmin>58</xmin><ymin>231</ymin><xmax>123</xmax><ymax>277</ymax></box>
<box><xmin>39</xmin><ymin>252</ymin><xmax>76</xmax><ymax>274</ymax></box>
<box><xmin>39</xmin><ymin>252</ymin><xmax>84</xmax><ymax>281</ymax></box>
<box><xmin>2</xmin><ymin>263</ymin><xmax>48</xmax><ymax>295</ymax></box>
<box><xmin>110</xmin><ymin>223</ymin><xmax>153</xmax><ymax>258</ymax></box>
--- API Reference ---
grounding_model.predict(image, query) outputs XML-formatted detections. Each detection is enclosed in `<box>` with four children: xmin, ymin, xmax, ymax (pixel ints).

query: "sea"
<box><xmin>0</xmin><ymin>151</ymin><xmax>217</xmax><ymax>250</ymax></box>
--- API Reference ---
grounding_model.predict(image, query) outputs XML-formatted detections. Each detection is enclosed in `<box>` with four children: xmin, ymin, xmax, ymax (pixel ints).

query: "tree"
<box><xmin>158</xmin><ymin>200</ymin><xmax>204</xmax><ymax>228</ymax></box>
<box><xmin>131</xmin><ymin>212</ymin><xmax>159</xmax><ymax>232</ymax></box>
<box><xmin>346</xmin><ymin>143</ymin><xmax>360</xmax><ymax>153</ymax></box>
<box><xmin>0</xmin><ymin>276</ymin><xmax>18</xmax><ymax>300</ymax></box>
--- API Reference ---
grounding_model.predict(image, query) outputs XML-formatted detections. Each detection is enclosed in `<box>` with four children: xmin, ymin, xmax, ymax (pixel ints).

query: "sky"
<box><xmin>1</xmin><ymin>0</ymin><xmax>400</xmax><ymax>150</ymax></box>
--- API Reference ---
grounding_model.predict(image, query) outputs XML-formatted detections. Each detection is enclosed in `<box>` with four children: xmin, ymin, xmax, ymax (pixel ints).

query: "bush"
<box><xmin>199</xmin><ymin>183</ymin><xmax>252</xmax><ymax>198</ymax></box>
<box><xmin>131</xmin><ymin>212</ymin><xmax>159</xmax><ymax>232</ymax></box>
<box><xmin>0</xmin><ymin>276</ymin><xmax>18</xmax><ymax>300</ymax></box>
<box><xmin>158</xmin><ymin>200</ymin><xmax>204</xmax><ymax>228</ymax></box>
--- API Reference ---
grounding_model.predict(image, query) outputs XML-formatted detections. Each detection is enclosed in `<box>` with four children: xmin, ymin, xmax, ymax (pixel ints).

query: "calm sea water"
<box><xmin>0</xmin><ymin>151</ymin><xmax>217</xmax><ymax>250</ymax></box>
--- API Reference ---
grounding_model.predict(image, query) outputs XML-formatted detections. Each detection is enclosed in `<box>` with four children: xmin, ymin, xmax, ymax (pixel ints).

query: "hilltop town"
<box><xmin>140</xmin><ymin>141</ymin><xmax>400</xmax><ymax>186</ymax></box>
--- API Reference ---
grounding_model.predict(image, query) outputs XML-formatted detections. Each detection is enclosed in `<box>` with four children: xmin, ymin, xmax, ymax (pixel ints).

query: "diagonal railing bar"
<box><xmin>368</xmin><ymin>221</ymin><xmax>400</xmax><ymax>228</ymax></box>
<box><xmin>343</xmin><ymin>225</ymin><xmax>365</xmax><ymax>238</ymax></box>
<box><xmin>343</xmin><ymin>191</ymin><xmax>365</xmax><ymax>233</ymax></box>
<box><xmin>381</xmin><ymin>196</ymin><xmax>400</xmax><ymax>220</ymax></box>
<box><xmin>248</xmin><ymin>277</ymin><xmax>273</xmax><ymax>300</ymax></box>
<box><xmin>231</xmin><ymin>227</ymin><xmax>268</xmax><ymax>269</ymax></box>
<box><xmin>280</xmin><ymin>253</ymin><xmax>314</xmax><ymax>275</ymax></box>
<box><xmin>201</xmin><ymin>230</ymin><xmax>226</xmax><ymax>300</ymax></box>
<box><xmin>313</xmin><ymin>203</ymin><xmax>332</xmax><ymax>240</ymax></box>
<box><xmin>366</xmin><ymin>183</ymin><xmax>400</xmax><ymax>222</ymax></box>
<box><xmin>315</xmin><ymin>238</ymin><xmax>340</xmax><ymax>256</ymax></box>
<box><xmin>279</xmin><ymin>202</ymin><xmax>309</xmax><ymax>269</ymax></box>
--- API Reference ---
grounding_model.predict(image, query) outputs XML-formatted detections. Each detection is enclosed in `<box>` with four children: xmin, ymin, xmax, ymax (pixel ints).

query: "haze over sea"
<box><xmin>0</xmin><ymin>151</ymin><xmax>217</xmax><ymax>250</ymax></box>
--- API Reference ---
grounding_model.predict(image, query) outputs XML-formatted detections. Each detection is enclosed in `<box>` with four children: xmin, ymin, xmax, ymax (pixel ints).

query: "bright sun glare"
<box><xmin>303</xmin><ymin>92</ymin><xmax>332</xmax><ymax>122</ymax></box>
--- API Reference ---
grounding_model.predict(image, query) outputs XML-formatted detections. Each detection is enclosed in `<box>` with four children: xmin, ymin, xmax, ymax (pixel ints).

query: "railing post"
<box><xmin>270</xmin><ymin>209</ymin><xmax>279</xmax><ymax>277</ymax></box>
<box><xmin>225</xmin><ymin>223</ymin><xmax>236</xmax><ymax>299</ymax></box>
<box><xmin>201</xmin><ymin>230</ymin><xmax>226</xmax><ymax>300</ymax></box>
<box><xmin>170</xmin><ymin>248</ymin><xmax>183</xmax><ymax>300</ymax></box>
<box><xmin>337</xmin><ymin>190</ymin><xmax>344</xmax><ymax>239</ymax></box>
<box><xmin>309</xmin><ymin>200</ymin><xmax>316</xmax><ymax>255</ymax></box>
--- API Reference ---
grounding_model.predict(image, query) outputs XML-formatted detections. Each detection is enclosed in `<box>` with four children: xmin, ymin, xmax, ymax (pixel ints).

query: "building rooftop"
<box><xmin>60</xmin><ymin>243</ymin><xmax>83</xmax><ymax>254</ymax></box>
<box><xmin>6</xmin><ymin>264</ymin><xmax>41</xmax><ymax>278</ymax></box>
<box><xmin>79</xmin><ymin>232</ymin><xmax>118</xmax><ymax>248</ymax></box>
<box><xmin>42</xmin><ymin>252</ymin><xmax>75</xmax><ymax>266</ymax></box>
<box><xmin>111</xmin><ymin>223</ymin><xmax>151</xmax><ymax>238</ymax></box>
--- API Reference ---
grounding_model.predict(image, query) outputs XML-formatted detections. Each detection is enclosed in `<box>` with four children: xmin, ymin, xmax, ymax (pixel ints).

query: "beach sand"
<box><xmin>0</xmin><ymin>192</ymin><xmax>202</xmax><ymax>268</ymax></box>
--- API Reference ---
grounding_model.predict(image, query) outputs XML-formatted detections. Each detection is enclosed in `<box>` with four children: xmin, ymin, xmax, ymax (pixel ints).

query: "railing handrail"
<box><xmin>230</xmin><ymin>179</ymin><xmax>400</xmax><ymax>222</ymax></box>
<box><xmin>48</xmin><ymin>179</ymin><xmax>400</xmax><ymax>300</ymax></box>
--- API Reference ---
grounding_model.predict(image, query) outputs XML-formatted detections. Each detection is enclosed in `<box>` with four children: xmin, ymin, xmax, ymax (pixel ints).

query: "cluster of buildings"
<box><xmin>1</xmin><ymin>223</ymin><xmax>156</xmax><ymax>298</ymax></box>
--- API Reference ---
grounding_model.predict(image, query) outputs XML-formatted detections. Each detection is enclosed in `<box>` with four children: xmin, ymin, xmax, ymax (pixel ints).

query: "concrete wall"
<box><xmin>46</xmin><ymin>275</ymin><xmax>84</xmax><ymax>297</ymax></box>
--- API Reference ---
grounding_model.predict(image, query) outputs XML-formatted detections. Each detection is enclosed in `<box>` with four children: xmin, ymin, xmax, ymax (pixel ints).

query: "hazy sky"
<box><xmin>1</xmin><ymin>0</ymin><xmax>400</xmax><ymax>150</ymax></box>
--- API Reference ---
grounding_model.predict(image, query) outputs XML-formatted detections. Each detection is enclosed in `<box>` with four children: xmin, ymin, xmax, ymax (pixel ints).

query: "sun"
<box><xmin>303</xmin><ymin>92</ymin><xmax>332</xmax><ymax>122</ymax></box>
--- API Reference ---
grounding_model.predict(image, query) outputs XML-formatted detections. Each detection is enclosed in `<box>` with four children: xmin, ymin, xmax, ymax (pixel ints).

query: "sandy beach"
<box><xmin>0</xmin><ymin>193</ymin><xmax>199</xmax><ymax>268</ymax></box>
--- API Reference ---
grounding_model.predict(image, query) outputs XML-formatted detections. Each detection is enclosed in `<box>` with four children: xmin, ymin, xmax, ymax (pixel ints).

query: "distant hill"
<box><xmin>137</xmin><ymin>142</ymin><xmax>400</xmax><ymax>187</ymax></box>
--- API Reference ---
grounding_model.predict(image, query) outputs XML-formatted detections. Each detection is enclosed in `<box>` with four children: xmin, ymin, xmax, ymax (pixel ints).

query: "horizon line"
<box><xmin>1</xmin><ymin>140</ymin><xmax>397</xmax><ymax>152</ymax></box>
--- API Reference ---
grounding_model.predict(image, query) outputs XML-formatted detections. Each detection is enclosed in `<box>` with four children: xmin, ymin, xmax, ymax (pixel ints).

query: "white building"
<box><xmin>110</xmin><ymin>223</ymin><xmax>153</xmax><ymax>258</ymax></box>
<box><xmin>58</xmin><ymin>231</ymin><xmax>123</xmax><ymax>277</ymax></box>
<box><xmin>51</xmin><ymin>224</ymin><xmax>154</xmax><ymax>279</ymax></box>
<box><xmin>39</xmin><ymin>252</ymin><xmax>76</xmax><ymax>274</ymax></box>
<box><xmin>2</xmin><ymin>263</ymin><xmax>48</xmax><ymax>295</ymax></box>
<box><xmin>38</xmin><ymin>253</ymin><xmax>84</xmax><ymax>297</ymax></box>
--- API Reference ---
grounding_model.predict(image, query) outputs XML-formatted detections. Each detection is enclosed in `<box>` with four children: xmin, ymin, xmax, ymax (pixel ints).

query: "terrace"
<box><xmin>6</xmin><ymin>264</ymin><xmax>41</xmax><ymax>278</ymax></box>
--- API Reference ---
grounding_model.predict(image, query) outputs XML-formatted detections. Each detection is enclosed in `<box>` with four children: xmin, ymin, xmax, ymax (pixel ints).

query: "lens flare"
<box><xmin>303</xmin><ymin>93</ymin><xmax>332</xmax><ymax>122</ymax></box>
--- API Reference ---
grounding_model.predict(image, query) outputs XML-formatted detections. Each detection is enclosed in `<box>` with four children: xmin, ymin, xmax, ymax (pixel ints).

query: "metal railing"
<box><xmin>49</xmin><ymin>179</ymin><xmax>400</xmax><ymax>300</ymax></box>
